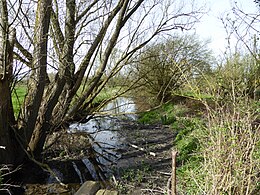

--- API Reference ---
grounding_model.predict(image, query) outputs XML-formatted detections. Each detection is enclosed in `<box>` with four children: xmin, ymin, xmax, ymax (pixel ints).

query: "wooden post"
<box><xmin>171</xmin><ymin>150</ymin><xmax>178</xmax><ymax>195</ymax></box>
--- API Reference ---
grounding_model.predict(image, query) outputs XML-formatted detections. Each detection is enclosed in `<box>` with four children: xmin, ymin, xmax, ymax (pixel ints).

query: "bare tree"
<box><xmin>0</xmin><ymin>0</ymin><xmax>17</xmax><ymax>164</ymax></box>
<box><xmin>0</xmin><ymin>0</ymin><xmax>204</xmax><ymax>164</ymax></box>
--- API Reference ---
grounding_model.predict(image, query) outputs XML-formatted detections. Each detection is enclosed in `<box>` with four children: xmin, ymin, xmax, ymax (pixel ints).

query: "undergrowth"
<box><xmin>137</xmin><ymin>95</ymin><xmax>260</xmax><ymax>194</ymax></box>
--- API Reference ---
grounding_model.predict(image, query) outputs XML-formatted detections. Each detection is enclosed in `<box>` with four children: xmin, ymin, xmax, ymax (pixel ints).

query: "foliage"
<box><xmin>133</xmin><ymin>34</ymin><xmax>213</xmax><ymax>103</ymax></box>
<box><xmin>174</xmin><ymin>50</ymin><xmax>260</xmax><ymax>194</ymax></box>
<box><xmin>175</xmin><ymin>103</ymin><xmax>260</xmax><ymax>195</ymax></box>
<box><xmin>215</xmin><ymin>54</ymin><xmax>259</xmax><ymax>99</ymax></box>
<box><xmin>201</xmin><ymin>101</ymin><xmax>258</xmax><ymax>194</ymax></box>
<box><xmin>176</xmin><ymin>81</ymin><xmax>260</xmax><ymax>194</ymax></box>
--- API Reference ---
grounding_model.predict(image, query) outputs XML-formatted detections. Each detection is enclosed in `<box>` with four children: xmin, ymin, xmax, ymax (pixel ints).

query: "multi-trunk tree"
<box><xmin>0</xmin><ymin>0</ymin><xmax>203</xmax><ymax>165</ymax></box>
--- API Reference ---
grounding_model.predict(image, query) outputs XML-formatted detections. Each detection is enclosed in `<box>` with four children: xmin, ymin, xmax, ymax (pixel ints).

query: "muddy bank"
<box><xmin>112</xmin><ymin>121</ymin><xmax>176</xmax><ymax>194</ymax></box>
<box><xmin>4</xmin><ymin>97</ymin><xmax>176</xmax><ymax>194</ymax></box>
<box><xmin>3</xmin><ymin>120</ymin><xmax>175</xmax><ymax>195</ymax></box>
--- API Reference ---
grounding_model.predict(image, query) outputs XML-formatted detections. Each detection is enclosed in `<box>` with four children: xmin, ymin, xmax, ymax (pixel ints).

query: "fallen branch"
<box><xmin>129</xmin><ymin>143</ymin><xmax>156</xmax><ymax>157</ymax></box>
<box><xmin>158</xmin><ymin>171</ymin><xmax>171</xmax><ymax>176</ymax></box>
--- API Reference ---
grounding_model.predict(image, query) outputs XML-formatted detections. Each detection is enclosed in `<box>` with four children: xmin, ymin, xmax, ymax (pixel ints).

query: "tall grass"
<box><xmin>174</xmin><ymin>51</ymin><xmax>260</xmax><ymax>194</ymax></box>
<box><xmin>176</xmin><ymin>84</ymin><xmax>260</xmax><ymax>194</ymax></box>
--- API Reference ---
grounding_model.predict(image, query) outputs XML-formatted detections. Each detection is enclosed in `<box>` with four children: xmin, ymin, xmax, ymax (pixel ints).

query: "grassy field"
<box><xmin>12</xmin><ymin>85</ymin><xmax>27</xmax><ymax>117</ymax></box>
<box><xmin>11</xmin><ymin>84</ymin><xmax>119</xmax><ymax>117</ymax></box>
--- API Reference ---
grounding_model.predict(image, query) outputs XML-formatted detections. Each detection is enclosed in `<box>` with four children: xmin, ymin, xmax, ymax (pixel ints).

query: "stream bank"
<box><xmin>19</xmin><ymin>121</ymin><xmax>175</xmax><ymax>195</ymax></box>
<box><xmin>6</xmin><ymin>97</ymin><xmax>176</xmax><ymax>194</ymax></box>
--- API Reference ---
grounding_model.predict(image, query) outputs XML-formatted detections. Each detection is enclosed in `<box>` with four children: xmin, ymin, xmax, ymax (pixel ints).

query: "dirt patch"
<box><xmin>112</xmin><ymin>121</ymin><xmax>176</xmax><ymax>194</ymax></box>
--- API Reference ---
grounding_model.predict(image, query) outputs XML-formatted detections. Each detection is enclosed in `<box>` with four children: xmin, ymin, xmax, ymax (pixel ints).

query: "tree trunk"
<box><xmin>25</xmin><ymin>0</ymin><xmax>52</xmax><ymax>158</ymax></box>
<box><xmin>0</xmin><ymin>78</ymin><xmax>15</xmax><ymax>164</ymax></box>
<box><xmin>0</xmin><ymin>0</ymin><xmax>18</xmax><ymax>165</ymax></box>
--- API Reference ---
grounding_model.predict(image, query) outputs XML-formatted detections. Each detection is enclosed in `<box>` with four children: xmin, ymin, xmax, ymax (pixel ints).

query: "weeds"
<box><xmin>199</xmin><ymin>101</ymin><xmax>259</xmax><ymax>194</ymax></box>
<box><xmin>176</xmin><ymin>96</ymin><xmax>260</xmax><ymax>194</ymax></box>
<box><xmin>173</xmin><ymin>118</ymin><xmax>201</xmax><ymax>163</ymax></box>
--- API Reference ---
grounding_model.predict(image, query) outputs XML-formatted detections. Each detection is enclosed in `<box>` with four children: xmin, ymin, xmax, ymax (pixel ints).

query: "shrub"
<box><xmin>199</xmin><ymin>102</ymin><xmax>259</xmax><ymax>194</ymax></box>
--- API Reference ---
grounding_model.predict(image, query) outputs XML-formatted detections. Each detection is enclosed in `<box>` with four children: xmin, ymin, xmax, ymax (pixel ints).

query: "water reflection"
<box><xmin>68</xmin><ymin>97</ymin><xmax>137</xmax><ymax>179</ymax></box>
<box><xmin>101</xmin><ymin>97</ymin><xmax>137</xmax><ymax>120</ymax></box>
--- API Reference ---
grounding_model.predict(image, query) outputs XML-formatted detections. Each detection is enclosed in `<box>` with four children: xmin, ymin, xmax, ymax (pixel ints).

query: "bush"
<box><xmin>199</xmin><ymin>102</ymin><xmax>259</xmax><ymax>194</ymax></box>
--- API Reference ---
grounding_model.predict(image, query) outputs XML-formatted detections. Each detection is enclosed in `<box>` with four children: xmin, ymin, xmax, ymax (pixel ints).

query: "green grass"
<box><xmin>138</xmin><ymin>102</ymin><xmax>189</xmax><ymax>125</ymax></box>
<box><xmin>138</xmin><ymin>101</ymin><xmax>203</xmax><ymax>164</ymax></box>
<box><xmin>11</xmin><ymin>85</ymin><xmax>27</xmax><ymax>117</ymax></box>
<box><xmin>173</xmin><ymin>118</ymin><xmax>202</xmax><ymax>163</ymax></box>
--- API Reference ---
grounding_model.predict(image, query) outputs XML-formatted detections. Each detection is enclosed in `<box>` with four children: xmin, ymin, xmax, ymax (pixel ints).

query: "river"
<box><xmin>68</xmin><ymin>97</ymin><xmax>137</xmax><ymax>181</ymax></box>
<box><xmin>21</xmin><ymin>97</ymin><xmax>174</xmax><ymax>195</ymax></box>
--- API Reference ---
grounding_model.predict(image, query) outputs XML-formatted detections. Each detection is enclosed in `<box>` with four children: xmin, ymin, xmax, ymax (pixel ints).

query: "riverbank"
<box><xmin>112</xmin><ymin>121</ymin><xmax>176</xmax><ymax>194</ymax></box>
<box><xmin>5</xmin><ymin>97</ymin><xmax>178</xmax><ymax>194</ymax></box>
<box><xmin>6</xmin><ymin>118</ymin><xmax>175</xmax><ymax>195</ymax></box>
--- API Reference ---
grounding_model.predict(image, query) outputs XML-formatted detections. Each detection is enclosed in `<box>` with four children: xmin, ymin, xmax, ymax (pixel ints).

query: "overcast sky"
<box><xmin>192</xmin><ymin>0</ymin><xmax>258</xmax><ymax>55</ymax></box>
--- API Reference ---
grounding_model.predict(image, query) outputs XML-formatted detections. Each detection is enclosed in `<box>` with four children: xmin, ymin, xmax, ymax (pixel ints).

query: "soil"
<box><xmin>112</xmin><ymin>120</ymin><xmax>176</xmax><ymax>194</ymax></box>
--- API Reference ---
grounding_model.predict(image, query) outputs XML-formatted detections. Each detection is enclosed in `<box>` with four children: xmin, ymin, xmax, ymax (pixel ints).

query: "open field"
<box><xmin>12</xmin><ymin>85</ymin><xmax>27</xmax><ymax>117</ymax></box>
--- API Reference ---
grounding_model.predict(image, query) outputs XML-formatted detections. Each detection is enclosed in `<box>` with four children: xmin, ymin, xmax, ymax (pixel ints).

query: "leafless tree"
<box><xmin>0</xmin><ymin>0</ymin><xmax>204</xmax><ymax>164</ymax></box>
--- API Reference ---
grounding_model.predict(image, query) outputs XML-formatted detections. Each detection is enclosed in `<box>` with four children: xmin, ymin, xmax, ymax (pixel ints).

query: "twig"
<box><xmin>171</xmin><ymin>150</ymin><xmax>178</xmax><ymax>195</ymax></box>
<box><xmin>11</xmin><ymin>126</ymin><xmax>67</xmax><ymax>187</ymax></box>
<box><xmin>111</xmin><ymin>174</ymin><xmax>118</xmax><ymax>186</ymax></box>
<box><xmin>0</xmin><ymin>164</ymin><xmax>21</xmax><ymax>177</ymax></box>
<box><xmin>129</xmin><ymin>143</ymin><xmax>156</xmax><ymax>157</ymax></box>
<box><xmin>167</xmin><ymin>175</ymin><xmax>172</xmax><ymax>195</ymax></box>
<box><xmin>141</xmin><ymin>188</ymin><xmax>165</xmax><ymax>194</ymax></box>
<box><xmin>157</xmin><ymin>171</ymin><xmax>171</xmax><ymax>176</ymax></box>
<box><xmin>0</xmin><ymin>189</ymin><xmax>11</xmax><ymax>195</ymax></box>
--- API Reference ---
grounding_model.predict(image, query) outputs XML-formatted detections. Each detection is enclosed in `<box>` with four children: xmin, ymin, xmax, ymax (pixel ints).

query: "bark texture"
<box><xmin>0</xmin><ymin>0</ymin><xmax>17</xmax><ymax>164</ymax></box>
